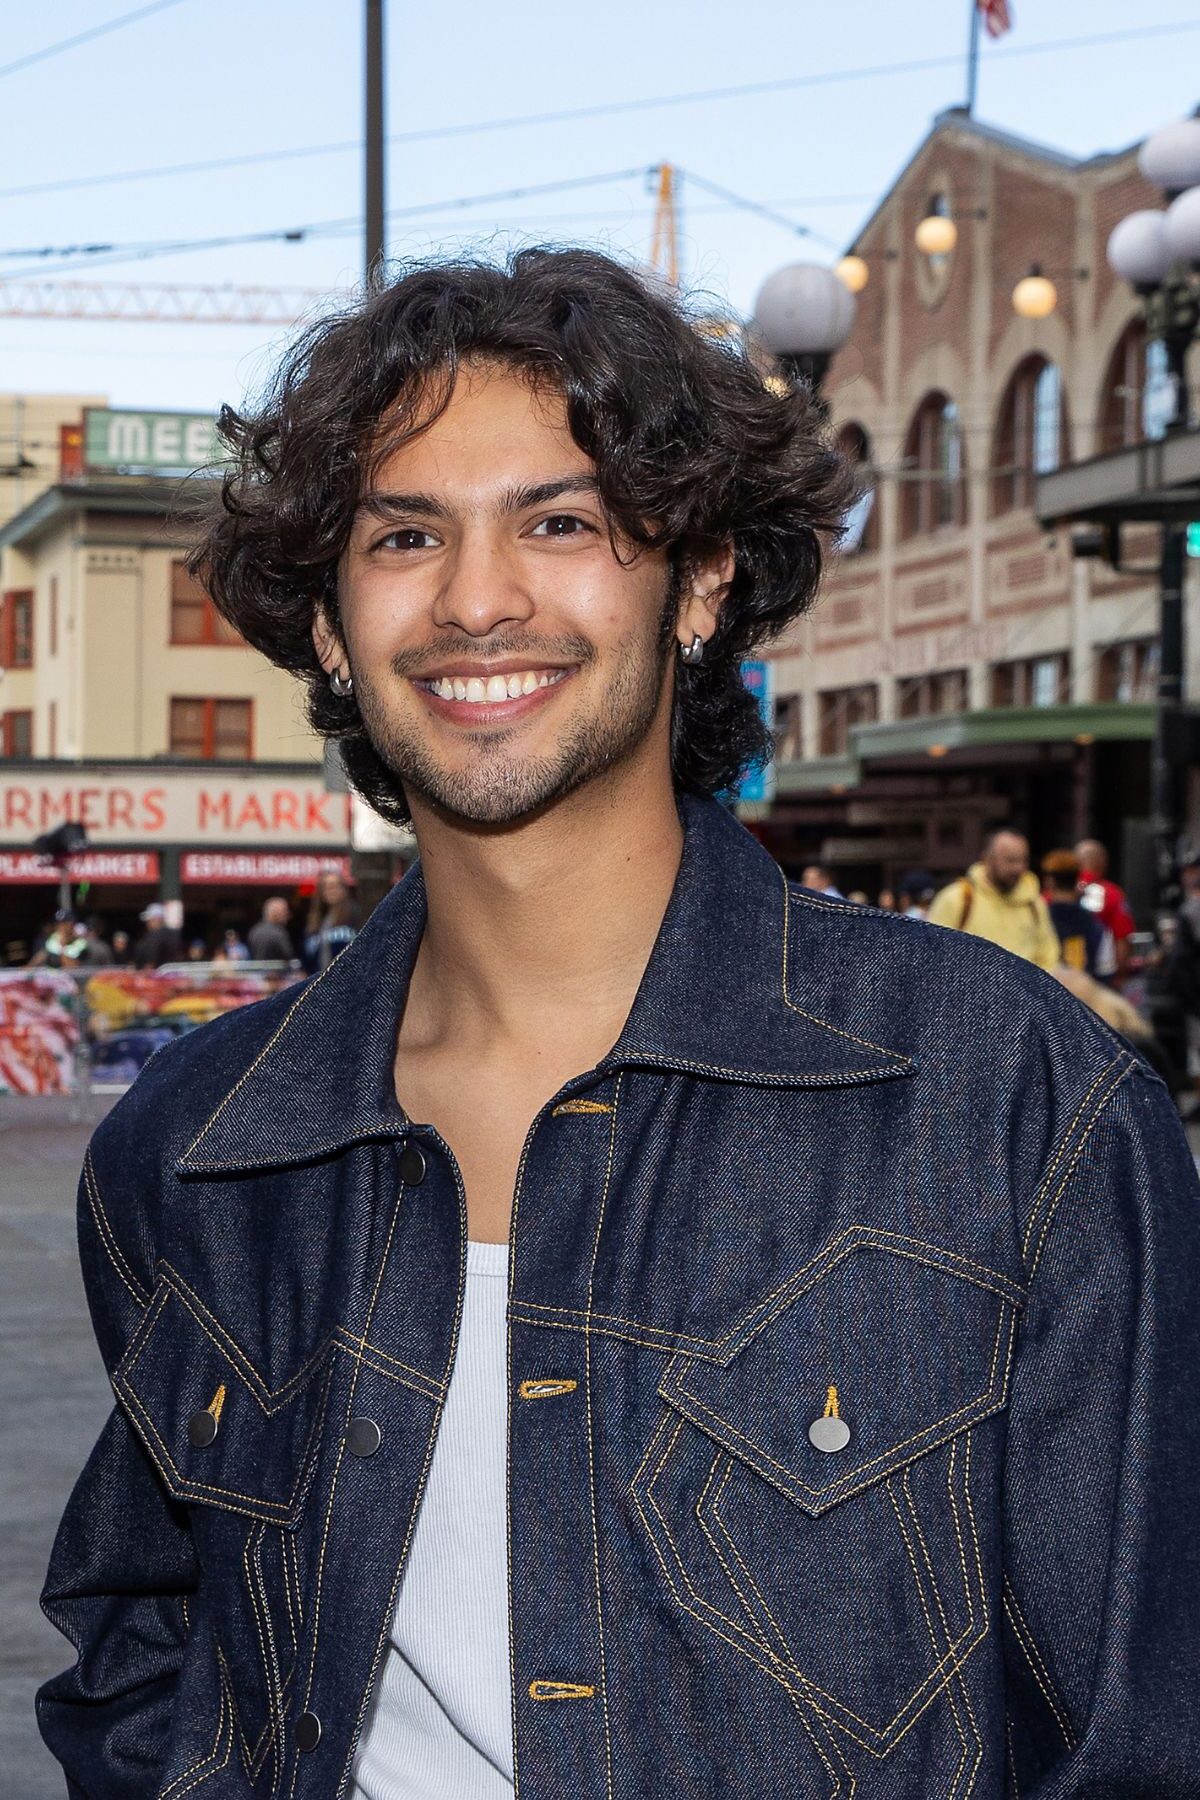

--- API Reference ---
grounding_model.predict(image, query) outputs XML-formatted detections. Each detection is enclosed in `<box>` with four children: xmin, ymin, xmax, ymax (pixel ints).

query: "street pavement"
<box><xmin>1</xmin><ymin>1094</ymin><xmax>117</xmax><ymax>1800</ymax></box>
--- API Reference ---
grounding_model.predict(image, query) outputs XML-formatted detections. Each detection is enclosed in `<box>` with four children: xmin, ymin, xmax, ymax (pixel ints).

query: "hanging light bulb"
<box><xmin>835</xmin><ymin>254</ymin><xmax>869</xmax><ymax>294</ymax></box>
<box><xmin>1012</xmin><ymin>267</ymin><xmax>1058</xmax><ymax>319</ymax></box>
<box><xmin>915</xmin><ymin>213</ymin><xmax>957</xmax><ymax>257</ymax></box>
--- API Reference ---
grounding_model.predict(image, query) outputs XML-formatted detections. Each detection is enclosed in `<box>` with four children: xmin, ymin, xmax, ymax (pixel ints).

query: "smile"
<box><xmin>417</xmin><ymin>668</ymin><xmax>572</xmax><ymax>706</ymax></box>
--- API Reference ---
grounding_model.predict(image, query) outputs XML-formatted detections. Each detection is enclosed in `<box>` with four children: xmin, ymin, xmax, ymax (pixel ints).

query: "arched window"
<box><xmin>992</xmin><ymin>356</ymin><xmax>1069</xmax><ymax>515</ymax></box>
<box><xmin>901</xmin><ymin>392</ymin><xmax>966</xmax><ymax>538</ymax></box>
<box><xmin>1098</xmin><ymin>321</ymin><xmax>1173</xmax><ymax>451</ymax></box>
<box><xmin>837</xmin><ymin>422</ymin><xmax>878</xmax><ymax>553</ymax></box>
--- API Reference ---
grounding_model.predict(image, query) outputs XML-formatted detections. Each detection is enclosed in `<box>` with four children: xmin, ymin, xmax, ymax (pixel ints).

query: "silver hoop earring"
<box><xmin>329</xmin><ymin>670</ymin><xmax>354</xmax><ymax>697</ymax></box>
<box><xmin>679</xmin><ymin>634</ymin><xmax>705</xmax><ymax>666</ymax></box>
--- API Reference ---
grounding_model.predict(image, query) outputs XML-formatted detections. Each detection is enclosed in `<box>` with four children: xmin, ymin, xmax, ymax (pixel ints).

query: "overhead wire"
<box><xmin>1</xmin><ymin>17</ymin><xmax>1196</xmax><ymax>205</ymax></box>
<box><xmin>0</xmin><ymin>163</ymin><xmax>827</xmax><ymax>279</ymax></box>
<box><xmin>0</xmin><ymin>0</ymin><xmax>189</xmax><ymax>82</ymax></box>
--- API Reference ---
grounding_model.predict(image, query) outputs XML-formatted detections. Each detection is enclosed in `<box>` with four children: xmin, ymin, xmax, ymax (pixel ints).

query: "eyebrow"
<box><xmin>356</xmin><ymin>473</ymin><xmax>601</xmax><ymax>525</ymax></box>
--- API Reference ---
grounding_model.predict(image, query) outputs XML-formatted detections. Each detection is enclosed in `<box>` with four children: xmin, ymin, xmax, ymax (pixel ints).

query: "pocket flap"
<box><xmin>657</xmin><ymin>1234</ymin><xmax>1021</xmax><ymax>1517</ymax></box>
<box><xmin>114</xmin><ymin>1269</ymin><xmax>333</xmax><ymax>1527</ymax></box>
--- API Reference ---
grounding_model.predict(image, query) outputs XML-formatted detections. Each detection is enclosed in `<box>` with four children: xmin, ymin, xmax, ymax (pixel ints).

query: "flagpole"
<box><xmin>965</xmin><ymin>0</ymin><xmax>981</xmax><ymax>114</ymax></box>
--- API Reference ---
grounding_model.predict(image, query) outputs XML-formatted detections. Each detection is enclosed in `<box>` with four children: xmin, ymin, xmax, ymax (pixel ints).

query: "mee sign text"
<box><xmin>0</xmin><ymin>773</ymin><xmax>353</xmax><ymax>847</ymax></box>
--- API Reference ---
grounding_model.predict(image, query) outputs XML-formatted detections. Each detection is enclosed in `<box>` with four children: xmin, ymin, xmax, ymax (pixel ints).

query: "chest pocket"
<box><xmin>632</xmin><ymin>1230</ymin><xmax>1023</xmax><ymax>1757</ymax></box>
<box><xmin>114</xmin><ymin>1266</ymin><xmax>334</xmax><ymax>1791</ymax></box>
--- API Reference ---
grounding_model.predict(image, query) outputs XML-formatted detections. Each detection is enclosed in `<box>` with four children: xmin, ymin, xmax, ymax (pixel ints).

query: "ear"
<box><xmin>311</xmin><ymin>605</ymin><xmax>345</xmax><ymax>678</ymax></box>
<box><xmin>675</xmin><ymin>543</ymin><xmax>735</xmax><ymax>655</ymax></box>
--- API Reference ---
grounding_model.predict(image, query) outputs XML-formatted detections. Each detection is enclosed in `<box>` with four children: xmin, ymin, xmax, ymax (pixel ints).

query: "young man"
<box><xmin>39</xmin><ymin>250</ymin><xmax>1200</xmax><ymax>1799</ymax></box>
<box><xmin>928</xmin><ymin>829</ymin><xmax>1061</xmax><ymax>970</ymax></box>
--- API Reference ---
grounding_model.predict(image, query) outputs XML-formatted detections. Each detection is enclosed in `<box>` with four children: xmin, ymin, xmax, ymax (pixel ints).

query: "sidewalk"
<box><xmin>0</xmin><ymin>1095</ymin><xmax>117</xmax><ymax>1800</ymax></box>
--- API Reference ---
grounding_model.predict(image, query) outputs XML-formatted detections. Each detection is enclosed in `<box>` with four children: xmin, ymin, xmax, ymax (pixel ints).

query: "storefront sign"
<box><xmin>181</xmin><ymin>853</ymin><xmax>352</xmax><ymax>885</ymax></box>
<box><xmin>83</xmin><ymin>407</ymin><xmax>223</xmax><ymax>474</ymax></box>
<box><xmin>0</xmin><ymin>851</ymin><xmax>160</xmax><ymax>884</ymax></box>
<box><xmin>0</xmin><ymin>771</ymin><xmax>352</xmax><ymax>848</ymax></box>
<box><xmin>738</xmin><ymin>660</ymin><xmax>777</xmax><ymax>803</ymax></box>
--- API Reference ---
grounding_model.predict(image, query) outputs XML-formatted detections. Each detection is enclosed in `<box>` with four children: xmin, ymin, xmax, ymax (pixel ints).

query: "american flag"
<box><xmin>978</xmin><ymin>0</ymin><xmax>1013</xmax><ymax>36</ymax></box>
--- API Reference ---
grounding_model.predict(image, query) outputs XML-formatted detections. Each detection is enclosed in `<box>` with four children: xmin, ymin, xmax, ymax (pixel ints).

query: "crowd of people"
<box><xmin>20</xmin><ymin>870</ymin><xmax>361</xmax><ymax>977</ymax></box>
<box><xmin>800</xmin><ymin>829</ymin><xmax>1200</xmax><ymax>1106</ymax></box>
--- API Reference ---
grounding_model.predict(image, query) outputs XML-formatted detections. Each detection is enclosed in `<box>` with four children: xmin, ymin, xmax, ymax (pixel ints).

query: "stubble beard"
<box><xmin>351</xmin><ymin>603</ymin><xmax>675</xmax><ymax>827</ymax></box>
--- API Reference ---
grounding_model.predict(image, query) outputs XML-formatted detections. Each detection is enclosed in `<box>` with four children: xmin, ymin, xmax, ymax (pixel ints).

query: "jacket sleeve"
<box><xmin>36</xmin><ymin>1144</ymin><xmax>198</xmax><ymax>1798</ymax></box>
<box><xmin>1002</xmin><ymin>1055</ymin><xmax>1200</xmax><ymax>1795</ymax></box>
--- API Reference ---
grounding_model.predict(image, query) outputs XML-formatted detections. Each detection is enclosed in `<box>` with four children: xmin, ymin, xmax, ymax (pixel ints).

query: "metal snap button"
<box><xmin>295</xmin><ymin>1711</ymin><xmax>321</xmax><ymax>1752</ymax></box>
<box><xmin>187</xmin><ymin>1410</ymin><xmax>219</xmax><ymax>1448</ymax></box>
<box><xmin>345</xmin><ymin>1416</ymin><xmax>382</xmax><ymax>1458</ymax></box>
<box><xmin>399</xmin><ymin>1142</ymin><xmax>426</xmax><ymax>1186</ymax></box>
<box><xmin>808</xmin><ymin>1415</ymin><xmax>851</xmax><ymax>1453</ymax></box>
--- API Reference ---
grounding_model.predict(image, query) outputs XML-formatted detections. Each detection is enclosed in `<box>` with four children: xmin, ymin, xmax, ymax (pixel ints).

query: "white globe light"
<box><xmin>1165</xmin><ymin>185</ymin><xmax>1200</xmax><ymax>264</ymax></box>
<box><xmin>1107</xmin><ymin>210</ymin><xmax>1172</xmax><ymax>286</ymax></box>
<box><xmin>752</xmin><ymin>263</ymin><xmax>857</xmax><ymax>356</ymax></box>
<box><xmin>1139</xmin><ymin>118</ymin><xmax>1200</xmax><ymax>193</ymax></box>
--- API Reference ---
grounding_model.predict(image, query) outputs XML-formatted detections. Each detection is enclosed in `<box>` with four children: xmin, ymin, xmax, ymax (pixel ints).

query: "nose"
<box><xmin>431</xmin><ymin>526</ymin><xmax>535</xmax><ymax>638</ymax></box>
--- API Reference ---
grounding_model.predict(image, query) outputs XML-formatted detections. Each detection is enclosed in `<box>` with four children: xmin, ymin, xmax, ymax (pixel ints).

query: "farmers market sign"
<box><xmin>0</xmin><ymin>771</ymin><xmax>352</xmax><ymax>848</ymax></box>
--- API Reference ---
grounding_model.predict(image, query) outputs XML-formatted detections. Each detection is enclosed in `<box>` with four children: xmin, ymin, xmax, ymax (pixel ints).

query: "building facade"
<box><xmin>760</xmin><ymin>111</ymin><xmax>1200</xmax><ymax>913</ymax></box>
<box><xmin>0</xmin><ymin>405</ymin><xmax>365</xmax><ymax>959</ymax></box>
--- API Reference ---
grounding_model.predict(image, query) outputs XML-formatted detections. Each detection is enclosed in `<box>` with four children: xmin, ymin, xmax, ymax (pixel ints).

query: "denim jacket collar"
<box><xmin>177</xmin><ymin>795</ymin><xmax>913</xmax><ymax>1175</ymax></box>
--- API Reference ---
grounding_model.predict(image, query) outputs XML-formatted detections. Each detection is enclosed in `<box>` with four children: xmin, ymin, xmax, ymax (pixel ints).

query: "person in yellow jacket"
<box><xmin>928</xmin><ymin>829</ymin><xmax>1061</xmax><ymax>969</ymax></box>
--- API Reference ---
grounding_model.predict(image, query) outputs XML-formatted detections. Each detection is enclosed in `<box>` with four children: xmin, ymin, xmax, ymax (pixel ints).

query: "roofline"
<box><xmin>0</xmin><ymin>474</ymin><xmax>219</xmax><ymax>551</ymax></box>
<box><xmin>847</xmin><ymin>106</ymin><xmax>1084</xmax><ymax>253</ymax></box>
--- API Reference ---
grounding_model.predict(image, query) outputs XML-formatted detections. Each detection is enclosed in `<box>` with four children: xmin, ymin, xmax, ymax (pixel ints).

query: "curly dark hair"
<box><xmin>192</xmin><ymin>246</ymin><xmax>855</xmax><ymax>823</ymax></box>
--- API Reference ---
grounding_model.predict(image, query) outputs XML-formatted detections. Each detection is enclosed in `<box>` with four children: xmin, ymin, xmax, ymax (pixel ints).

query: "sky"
<box><xmin>0</xmin><ymin>0</ymin><xmax>1197</xmax><ymax>420</ymax></box>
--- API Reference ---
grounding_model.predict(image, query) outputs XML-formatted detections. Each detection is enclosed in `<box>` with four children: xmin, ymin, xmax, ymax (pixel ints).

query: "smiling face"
<box><xmin>319</xmin><ymin>361</ymin><xmax>722</xmax><ymax>828</ymax></box>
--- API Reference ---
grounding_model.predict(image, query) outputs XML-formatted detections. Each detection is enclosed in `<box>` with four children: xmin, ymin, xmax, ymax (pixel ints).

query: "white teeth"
<box><xmin>427</xmin><ymin>669</ymin><xmax>568</xmax><ymax>704</ymax></box>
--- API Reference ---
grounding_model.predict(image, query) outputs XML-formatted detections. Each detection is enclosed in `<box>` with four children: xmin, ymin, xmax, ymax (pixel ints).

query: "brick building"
<box><xmin>759</xmin><ymin>109</ymin><xmax>1199</xmax><ymax>914</ymax></box>
<box><xmin>0</xmin><ymin>403</ymin><xmax>371</xmax><ymax>956</ymax></box>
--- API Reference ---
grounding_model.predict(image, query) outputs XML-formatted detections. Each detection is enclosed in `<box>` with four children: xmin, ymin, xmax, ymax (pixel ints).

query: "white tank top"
<box><xmin>349</xmin><ymin>1240</ymin><xmax>514</xmax><ymax>1799</ymax></box>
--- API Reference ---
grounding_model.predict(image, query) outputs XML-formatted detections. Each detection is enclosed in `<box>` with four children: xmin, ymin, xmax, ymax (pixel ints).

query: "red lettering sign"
<box><xmin>180</xmin><ymin>853</ymin><xmax>352</xmax><ymax>885</ymax></box>
<box><xmin>0</xmin><ymin>851</ymin><xmax>160</xmax><ymax>885</ymax></box>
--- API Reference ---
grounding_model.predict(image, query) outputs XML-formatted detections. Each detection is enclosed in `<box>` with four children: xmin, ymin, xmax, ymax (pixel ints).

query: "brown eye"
<box><xmin>379</xmin><ymin>528</ymin><xmax>437</xmax><ymax>551</ymax></box>
<box><xmin>532</xmin><ymin>514</ymin><xmax>589</xmax><ymax>538</ymax></box>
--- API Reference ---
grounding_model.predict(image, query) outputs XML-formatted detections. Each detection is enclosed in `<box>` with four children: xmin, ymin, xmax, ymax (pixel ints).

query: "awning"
<box><xmin>774</xmin><ymin>704</ymin><xmax>1154</xmax><ymax>796</ymax></box>
<box><xmin>1036</xmin><ymin>428</ymin><xmax>1200</xmax><ymax>526</ymax></box>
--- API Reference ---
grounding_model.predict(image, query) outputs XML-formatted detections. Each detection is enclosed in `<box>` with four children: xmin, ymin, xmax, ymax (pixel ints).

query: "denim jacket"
<box><xmin>39</xmin><ymin>796</ymin><xmax>1200</xmax><ymax>1798</ymax></box>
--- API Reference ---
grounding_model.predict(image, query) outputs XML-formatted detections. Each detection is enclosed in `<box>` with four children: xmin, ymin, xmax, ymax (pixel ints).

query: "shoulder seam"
<box><xmin>82</xmin><ymin>1144</ymin><xmax>151</xmax><ymax>1311</ymax></box>
<box><xmin>1021</xmin><ymin>1053</ymin><xmax>1136</xmax><ymax>1280</ymax></box>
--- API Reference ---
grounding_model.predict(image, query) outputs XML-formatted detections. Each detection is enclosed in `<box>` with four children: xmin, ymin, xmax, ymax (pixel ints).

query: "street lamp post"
<box><xmin>1107</xmin><ymin>115</ymin><xmax>1200</xmax><ymax>906</ymax></box>
<box><xmin>751</xmin><ymin>262</ymin><xmax>858</xmax><ymax>406</ymax></box>
<box><xmin>365</xmin><ymin>0</ymin><xmax>385</xmax><ymax>283</ymax></box>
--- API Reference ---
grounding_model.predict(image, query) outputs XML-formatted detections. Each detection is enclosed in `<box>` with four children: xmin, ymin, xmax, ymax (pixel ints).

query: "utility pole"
<box><xmin>365</xmin><ymin>0</ymin><xmax>385</xmax><ymax>283</ymax></box>
<box><xmin>965</xmin><ymin>0</ymin><xmax>981</xmax><ymax>116</ymax></box>
<box><xmin>1151</xmin><ymin>303</ymin><xmax>1195</xmax><ymax>906</ymax></box>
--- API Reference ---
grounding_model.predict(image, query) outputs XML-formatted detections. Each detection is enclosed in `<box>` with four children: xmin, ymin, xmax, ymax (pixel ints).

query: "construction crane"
<box><xmin>646</xmin><ymin>163</ymin><xmax>680</xmax><ymax>287</ymax></box>
<box><xmin>0</xmin><ymin>183</ymin><xmax>690</xmax><ymax>321</ymax></box>
<box><xmin>0</xmin><ymin>280</ymin><xmax>333</xmax><ymax>324</ymax></box>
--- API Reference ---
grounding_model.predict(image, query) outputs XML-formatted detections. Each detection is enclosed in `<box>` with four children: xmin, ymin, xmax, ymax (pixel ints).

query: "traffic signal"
<box><xmin>1186</xmin><ymin>521</ymin><xmax>1200</xmax><ymax>559</ymax></box>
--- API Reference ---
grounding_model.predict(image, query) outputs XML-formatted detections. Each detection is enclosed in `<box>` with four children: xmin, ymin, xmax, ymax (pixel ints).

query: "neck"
<box><xmin>403</xmin><ymin>754</ymin><xmax>685</xmax><ymax>1052</ymax></box>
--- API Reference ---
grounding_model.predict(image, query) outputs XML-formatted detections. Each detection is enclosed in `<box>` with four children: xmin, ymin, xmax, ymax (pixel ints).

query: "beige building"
<box><xmin>760</xmin><ymin>110</ymin><xmax>1199</xmax><ymax>912</ymax></box>
<box><xmin>0</xmin><ymin>403</ymin><xmax>357</xmax><ymax>955</ymax></box>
